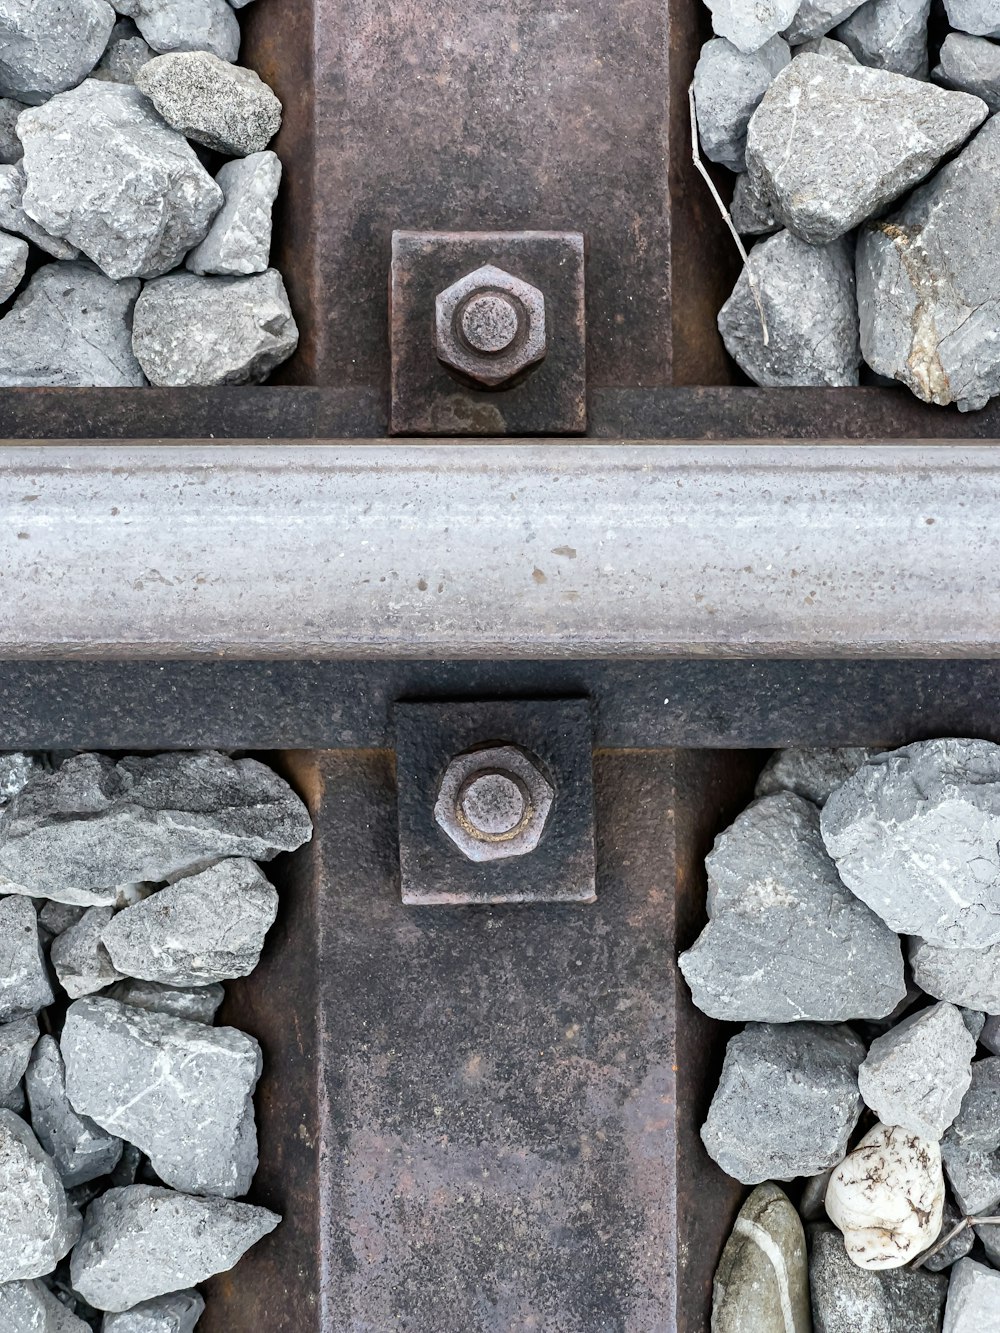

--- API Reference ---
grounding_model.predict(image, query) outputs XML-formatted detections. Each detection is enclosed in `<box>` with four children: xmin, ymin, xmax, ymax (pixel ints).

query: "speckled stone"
<box><xmin>135</xmin><ymin>51</ymin><xmax>281</xmax><ymax>155</ymax></box>
<box><xmin>810</xmin><ymin>1225</ymin><xmax>948</xmax><ymax>1328</ymax></box>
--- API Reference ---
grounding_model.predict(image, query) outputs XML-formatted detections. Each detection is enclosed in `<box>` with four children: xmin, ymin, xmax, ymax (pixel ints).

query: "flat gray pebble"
<box><xmin>114</xmin><ymin>0</ymin><xmax>239</xmax><ymax>62</ymax></box>
<box><xmin>701</xmin><ymin>1022</ymin><xmax>865</xmax><ymax>1183</ymax></box>
<box><xmin>746</xmin><ymin>56</ymin><xmax>987</xmax><ymax>244</ymax></box>
<box><xmin>51</xmin><ymin>906</ymin><xmax>124</xmax><ymax>998</ymax></box>
<box><xmin>0</xmin><ymin>163</ymin><xmax>79</xmax><ymax>259</ymax></box>
<box><xmin>857</xmin><ymin>115</ymin><xmax>1000</xmax><ymax>412</ymax></box>
<box><xmin>0</xmin><ymin>1278</ymin><xmax>90</xmax><ymax>1331</ymax></box>
<box><xmin>0</xmin><ymin>1012</ymin><xmax>37</xmax><ymax>1108</ymax></box>
<box><xmin>0</xmin><ymin>896</ymin><xmax>55</xmax><ymax>1021</ymax></box>
<box><xmin>0</xmin><ymin>0</ymin><xmax>115</xmax><ymax>104</ymax></box>
<box><xmin>755</xmin><ymin>747</ymin><xmax>877</xmax><ymax>806</ymax></box>
<box><xmin>934</xmin><ymin>34</ymin><xmax>1000</xmax><ymax>111</ymax></box>
<box><xmin>784</xmin><ymin>0</ymin><xmax>867</xmax><ymax>42</ymax></box>
<box><xmin>0</xmin><ymin>750</ymin><xmax>311</xmax><ymax>906</ymax></box>
<box><xmin>186</xmin><ymin>149</ymin><xmax>281</xmax><ymax>276</ymax></box>
<box><xmin>105</xmin><ymin>977</ymin><xmax>224</xmax><ymax>1024</ymax></box>
<box><xmin>62</xmin><ymin>996</ymin><xmax>262</xmax><ymax>1197</ymax></box>
<box><xmin>834</xmin><ymin>0</ymin><xmax>931</xmax><ymax>78</ymax></box>
<box><xmin>719</xmin><ymin>229</ymin><xmax>861</xmax><ymax>386</ymax></box>
<box><xmin>92</xmin><ymin>18</ymin><xmax>155</xmax><ymax>84</ymax></box>
<box><xmin>0</xmin><ymin>227</ymin><xmax>27</xmax><ymax>301</ymax></box>
<box><xmin>822</xmin><ymin>738</ymin><xmax>1000</xmax><ymax>947</ymax></box>
<box><xmin>18</xmin><ymin>80</ymin><xmax>222</xmax><ymax>280</ymax></box>
<box><xmin>810</xmin><ymin>1225</ymin><xmax>948</xmax><ymax>1331</ymax></box>
<box><xmin>910</xmin><ymin>936</ymin><xmax>1000</xmax><ymax>1012</ymax></box>
<box><xmin>70</xmin><ymin>1184</ymin><xmax>279</xmax><ymax>1312</ymax></box>
<box><xmin>695</xmin><ymin>36</ymin><xmax>791</xmax><ymax>172</ymax></box>
<box><xmin>136</xmin><ymin>51</ymin><xmax>281</xmax><ymax>155</ymax></box>
<box><xmin>0</xmin><ymin>1109</ymin><xmax>81</xmax><ymax>1282</ymax></box>
<box><xmin>132</xmin><ymin>269</ymin><xmax>299</xmax><ymax>386</ymax></box>
<box><xmin>0</xmin><ymin>262</ymin><xmax>144</xmax><ymax>388</ymax></box>
<box><xmin>705</xmin><ymin>0</ymin><xmax>799</xmax><ymax>53</ymax></box>
<box><xmin>102</xmin><ymin>1291</ymin><xmax>205</xmax><ymax>1332</ymax></box>
<box><xmin>102</xmin><ymin>857</ymin><xmax>278</xmax><ymax>987</ymax></box>
<box><xmin>858</xmin><ymin>1002</ymin><xmax>974</xmax><ymax>1142</ymax></box>
<box><xmin>945</xmin><ymin>0</ymin><xmax>1000</xmax><ymax>38</ymax></box>
<box><xmin>679</xmin><ymin>792</ymin><xmax>904</xmax><ymax>1022</ymax></box>
<box><xmin>26</xmin><ymin>1034</ymin><xmax>122</xmax><ymax>1186</ymax></box>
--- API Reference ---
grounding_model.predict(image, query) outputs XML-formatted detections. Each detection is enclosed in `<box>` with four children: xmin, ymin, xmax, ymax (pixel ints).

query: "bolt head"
<box><xmin>435</xmin><ymin>264</ymin><xmax>547</xmax><ymax>388</ymax></box>
<box><xmin>434</xmin><ymin>744</ymin><xmax>554</xmax><ymax>862</ymax></box>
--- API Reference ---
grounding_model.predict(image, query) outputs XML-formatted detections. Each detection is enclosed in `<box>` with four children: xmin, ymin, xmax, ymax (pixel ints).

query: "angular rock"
<box><xmin>62</xmin><ymin>997</ymin><xmax>261</xmax><ymax>1197</ymax></box>
<box><xmin>0</xmin><ymin>262</ymin><xmax>145</xmax><ymax>388</ymax></box>
<box><xmin>945</xmin><ymin>0</ymin><xmax>1000</xmax><ymax>39</ymax></box>
<box><xmin>50</xmin><ymin>906</ymin><xmax>124</xmax><ymax>998</ymax></box>
<box><xmin>0</xmin><ymin>897</ymin><xmax>55</xmax><ymax>1021</ymax></box>
<box><xmin>186</xmin><ymin>149</ymin><xmax>281</xmax><ymax>276</ymax></box>
<box><xmin>18</xmin><ymin>81</ymin><xmax>222</xmax><ymax>281</ymax></box>
<box><xmin>826</xmin><ymin>1123</ymin><xmax>945</xmax><ymax>1268</ymax></box>
<box><xmin>705</xmin><ymin>0</ymin><xmax>800</xmax><ymax>53</ymax></box>
<box><xmin>701</xmin><ymin>1021</ymin><xmax>865</xmax><ymax>1183</ymax></box>
<box><xmin>822</xmin><ymin>739</ymin><xmax>1000</xmax><ymax>947</ymax></box>
<box><xmin>37</xmin><ymin>903</ymin><xmax>86</xmax><ymax>937</ymax></box>
<box><xmin>858</xmin><ymin>1003</ymin><xmax>974</xmax><ymax>1141</ymax></box>
<box><xmin>92</xmin><ymin>19</ymin><xmax>155</xmax><ymax>84</ymax></box>
<box><xmin>962</xmin><ymin>1008</ymin><xmax>986</xmax><ymax>1042</ymax></box>
<box><xmin>745</xmin><ymin>56</ymin><xmax>988</xmax><ymax>244</ymax></box>
<box><xmin>136</xmin><ymin>52</ymin><xmax>281</xmax><ymax>155</ymax></box>
<box><xmin>133</xmin><ymin>269</ymin><xmax>298</xmax><ymax>386</ymax></box>
<box><xmin>0</xmin><ymin>164</ymin><xmax>79</xmax><ymax>259</ymax></box>
<box><xmin>923</xmin><ymin>1200</ymin><xmax>975</xmax><ymax>1273</ymax></box>
<box><xmin>974</xmin><ymin>1222</ymin><xmax>1000</xmax><ymax>1267</ymax></box>
<box><xmin>941</xmin><ymin>1139</ymin><xmax>1000</xmax><ymax>1214</ymax></box>
<box><xmin>102</xmin><ymin>858</ymin><xmax>278</xmax><ymax>987</ymax></box>
<box><xmin>911</xmin><ymin>937</ymin><xmax>1000</xmax><ymax>1013</ymax></box>
<box><xmin>0</xmin><ymin>1279</ymin><xmax>91</xmax><ymax>1332</ymax></box>
<box><xmin>0</xmin><ymin>754</ymin><xmax>37</xmax><ymax>803</ymax></box>
<box><xmin>0</xmin><ymin>0</ymin><xmax>115</xmax><ymax>105</ymax></box>
<box><xmin>114</xmin><ymin>0</ymin><xmax>239</xmax><ymax>62</ymax></box>
<box><xmin>730</xmin><ymin>170</ymin><xmax>780</xmax><ymax>235</ymax></box>
<box><xmin>719</xmin><ymin>229</ymin><xmax>861</xmax><ymax>386</ymax></box>
<box><xmin>105</xmin><ymin>977</ymin><xmax>224</xmax><ymax>1024</ymax></box>
<box><xmin>26</xmin><ymin>1035</ymin><xmax>122</xmax><ymax>1186</ymax></box>
<box><xmin>794</xmin><ymin>35</ymin><xmax>859</xmax><ymax>60</ymax></box>
<box><xmin>984</xmin><ymin>1015</ymin><xmax>1000</xmax><ymax>1055</ymax></box>
<box><xmin>943</xmin><ymin>1258</ymin><xmax>1000</xmax><ymax>1331</ymax></box>
<box><xmin>0</xmin><ymin>97</ymin><xmax>26</xmax><ymax>163</ymax></box>
<box><xmin>834</xmin><ymin>0</ymin><xmax>931</xmax><ymax>78</ymax></box>
<box><xmin>784</xmin><ymin>0</ymin><xmax>868</xmax><ymax>42</ymax></box>
<box><xmin>755</xmin><ymin>746</ymin><xmax>877</xmax><ymax>806</ymax></box>
<box><xmin>0</xmin><ymin>227</ymin><xmax>26</xmax><ymax>301</ymax></box>
<box><xmin>934</xmin><ymin>34</ymin><xmax>1000</xmax><ymax>112</ymax></box>
<box><xmin>70</xmin><ymin>1185</ymin><xmax>279</xmax><ymax>1312</ymax></box>
<box><xmin>0</xmin><ymin>751</ymin><xmax>311</xmax><ymax>907</ymax></box>
<box><xmin>0</xmin><ymin>1013</ymin><xmax>37</xmax><ymax>1108</ymax></box>
<box><xmin>810</xmin><ymin>1225</ymin><xmax>948</xmax><ymax>1328</ymax></box>
<box><xmin>694</xmin><ymin>36</ymin><xmax>791</xmax><ymax>172</ymax></box>
<box><xmin>0</xmin><ymin>1110</ymin><xmax>81</xmax><ymax>1281</ymax></box>
<box><xmin>944</xmin><ymin>1058</ymin><xmax>1000</xmax><ymax>1152</ymax></box>
<box><xmin>857</xmin><ymin>116</ymin><xmax>1000</xmax><ymax>412</ymax></box>
<box><xmin>679</xmin><ymin>792</ymin><xmax>904</xmax><ymax>1022</ymax></box>
<box><xmin>103</xmin><ymin>1291</ymin><xmax>205</xmax><ymax>1332</ymax></box>
<box><xmin>712</xmin><ymin>1183</ymin><xmax>810</xmax><ymax>1333</ymax></box>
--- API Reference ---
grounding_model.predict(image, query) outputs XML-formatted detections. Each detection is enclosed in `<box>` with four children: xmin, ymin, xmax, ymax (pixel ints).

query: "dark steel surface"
<box><xmin>396</xmin><ymin>700</ymin><xmax>595</xmax><ymax>903</ymax></box>
<box><xmin>6</xmin><ymin>659</ymin><xmax>1000</xmax><ymax>751</ymax></box>
<box><xmin>391</xmin><ymin>232</ymin><xmax>585</xmax><ymax>435</ymax></box>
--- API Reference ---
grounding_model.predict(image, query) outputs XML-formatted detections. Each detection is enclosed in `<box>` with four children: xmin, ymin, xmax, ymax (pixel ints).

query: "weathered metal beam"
<box><xmin>1</xmin><ymin>441</ymin><xmax>997</xmax><ymax>659</ymax></box>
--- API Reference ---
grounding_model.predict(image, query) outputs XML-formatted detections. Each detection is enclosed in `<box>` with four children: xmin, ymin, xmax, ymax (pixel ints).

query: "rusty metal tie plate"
<box><xmin>390</xmin><ymin>230</ymin><xmax>586</xmax><ymax>436</ymax></box>
<box><xmin>395</xmin><ymin>698</ymin><xmax>596</xmax><ymax>905</ymax></box>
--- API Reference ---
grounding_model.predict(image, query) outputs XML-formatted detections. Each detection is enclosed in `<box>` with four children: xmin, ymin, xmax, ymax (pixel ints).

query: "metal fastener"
<box><xmin>434</xmin><ymin>264</ymin><xmax>547</xmax><ymax>388</ymax></box>
<box><xmin>434</xmin><ymin>744</ymin><xmax>554</xmax><ymax>862</ymax></box>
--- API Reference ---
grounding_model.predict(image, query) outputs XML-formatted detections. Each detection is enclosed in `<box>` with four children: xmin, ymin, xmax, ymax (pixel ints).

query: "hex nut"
<box><xmin>434</xmin><ymin>744</ymin><xmax>555</xmax><ymax>862</ymax></box>
<box><xmin>435</xmin><ymin>264</ymin><xmax>547</xmax><ymax>388</ymax></box>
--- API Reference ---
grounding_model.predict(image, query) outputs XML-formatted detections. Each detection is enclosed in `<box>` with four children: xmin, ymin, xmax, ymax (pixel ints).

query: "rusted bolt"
<box><xmin>435</xmin><ymin>264</ymin><xmax>547</xmax><ymax>389</ymax></box>
<box><xmin>434</xmin><ymin>744</ymin><xmax>554</xmax><ymax>862</ymax></box>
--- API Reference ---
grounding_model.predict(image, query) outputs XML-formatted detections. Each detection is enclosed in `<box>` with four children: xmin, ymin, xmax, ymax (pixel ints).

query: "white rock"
<box><xmin>943</xmin><ymin>1258</ymin><xmax>1000</xmax><ymax>1332</ymax></box>
<box><xmin>858</xmin><ymin>1002</ymin><xmax>975</xmax><ymax>1142</ymax></box>
<box><xmin>826</xmin><ymin>1123</ymin><xmax>945</xmax><ymax>1269</ymax></box>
